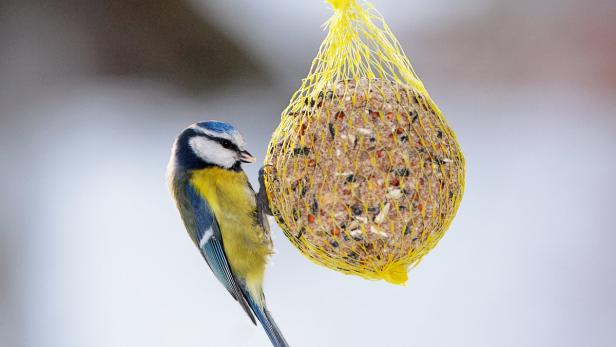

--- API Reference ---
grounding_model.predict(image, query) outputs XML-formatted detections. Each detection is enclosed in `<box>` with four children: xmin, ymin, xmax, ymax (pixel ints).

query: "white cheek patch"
<box><xmin>189</xmin><ymin>137</ymin><xmax>237</xmax><ymax>168</ymax></box>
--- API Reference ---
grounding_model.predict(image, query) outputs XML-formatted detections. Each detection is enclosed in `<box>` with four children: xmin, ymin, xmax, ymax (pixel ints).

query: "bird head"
<box><xmin>172</xmin><ymin>121</ymin><xmax>255</xmax><ymax>170</ymax></box>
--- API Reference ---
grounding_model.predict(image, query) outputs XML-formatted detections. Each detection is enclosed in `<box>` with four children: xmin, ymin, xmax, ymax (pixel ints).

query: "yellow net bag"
<box><xmin>263</xmin><ymin>0</ymin><xmax>465</xmax><ymax>285</ymax></box>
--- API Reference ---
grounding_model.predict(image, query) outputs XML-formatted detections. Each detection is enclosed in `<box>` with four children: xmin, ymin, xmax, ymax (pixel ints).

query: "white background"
<box><xmin>1</xmin><ymin>0</ymin><xmax>615</xmax><ymax>346</ymax></box>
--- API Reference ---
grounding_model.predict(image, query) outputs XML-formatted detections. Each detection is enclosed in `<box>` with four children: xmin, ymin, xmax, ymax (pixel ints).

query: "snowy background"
<box><xmin>1</xmin><ymin>0</ymin><xmax>615</xmax><ymax>346</ymax></box>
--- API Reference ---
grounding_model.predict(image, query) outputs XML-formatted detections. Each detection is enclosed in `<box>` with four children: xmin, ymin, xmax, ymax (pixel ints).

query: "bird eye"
<box><xmin>221</xmin><ymin>139</ymin><xmax>234</xmax><ymax>149</ymax></box>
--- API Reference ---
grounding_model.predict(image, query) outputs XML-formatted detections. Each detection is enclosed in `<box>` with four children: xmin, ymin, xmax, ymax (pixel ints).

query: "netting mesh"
<box><xmin>263</xmin><ymin>0</ymin><xmax>465</xmax><ymax>285</ymax></box>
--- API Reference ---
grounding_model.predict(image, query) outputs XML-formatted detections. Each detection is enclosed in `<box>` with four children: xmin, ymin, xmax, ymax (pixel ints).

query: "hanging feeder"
<box><xmin>264</xmin><ymin>0</ymin><xmax>465</xmax><ymax>285</ymax></box>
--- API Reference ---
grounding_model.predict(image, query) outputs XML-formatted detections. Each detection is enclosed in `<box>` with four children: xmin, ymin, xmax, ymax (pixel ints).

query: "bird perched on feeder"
<box><xmin>167</xmin><ymin>121</ymin><xmax>288</xmax><ymax>347</ymax></box>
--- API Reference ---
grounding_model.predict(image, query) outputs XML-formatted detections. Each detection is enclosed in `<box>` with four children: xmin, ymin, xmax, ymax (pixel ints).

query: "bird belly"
<box><xmin>190</xmin><ymin>168</ymin><xmax>271</xmax><ymax>293</ymax></box>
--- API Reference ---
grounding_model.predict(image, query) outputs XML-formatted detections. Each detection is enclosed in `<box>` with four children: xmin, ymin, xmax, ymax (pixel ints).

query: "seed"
<box><xmin>394</xmin><ymin>168</ymin><xmax>410</xmax><ymax>177</ymax></box>
<box><xmin>374</xmin><ymin>203</ymin><xmax>390</xmax><ymax>224</ymax></box>
<box><xmin>403</xmin><ymin>225</ymin><xmax>411</xmax><ymax>235</ymax></box>
<box><xmin>354</xmin><ymin>216</ymin><xmax>368</xmax><ymax>224</ymax></box>
<box><xmin>300</xmin><ymin>186</ymin><xmax>309</xmax><ymax>197</ymax></box>
<box><xmin>296</xmin><ymin>227</ymin><xmax>305</xmax><ymax>239</ymax></box>
<box><xmin>370</xmin><ymin>225</ymin><xmax>389</xmax><ymax>237</ymax></box>
<box><xmin>386</xmin><ymin>188</ymin><xmax>402</xmax><ymax>200</ymax></box>
<box><xmin>307</xmin><ymin>214</ymin><xmax>316</xmax><ymax>223</ymax></box>
<box><xmin>293</xmin><ymin>147</ymin><xmax>310</xmax><ymax>156</ymax></box>
<box><xmin>311</xmin><ymin>199</ymin><xmax>319</xmax><ymax>214</ymax></box>
<box><xmin>368</xmin><ymin>206</ymin><xmax>380</xmax><ymax>214</ymax></box>
<box><xmin>370</xmin><ymin>110</ymin><xmax>380</xmax><ymax>120</ymax></box>
<box><xmin>358</xmin><ymin>128</ymin><xmax>373</xmax><ymax>136</ymax></box>
<box><xmin>292</xmin><ymin>209</ymin><xmax>299</xmax><ymax>221</ymax></box>
<box><xmin>348</xmin><ymin>134</ymin><xmax>357</xmax><ymax>146</ymax></box>
<box><xmin>332</xmin><ymin>227</ymin><xmax>341</xmax><ymax>236</ymax></box>
<box><xmin>336</xmin><ymin>171</ymin><xmax>354</xmax><ymax>177</ymax></box>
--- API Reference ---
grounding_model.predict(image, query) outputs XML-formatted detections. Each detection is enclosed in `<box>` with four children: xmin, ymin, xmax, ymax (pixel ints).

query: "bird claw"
<box><xmin>257</xmin><ymin>166</ymin><xmax>273</xmax><ymax>216</ymax></box>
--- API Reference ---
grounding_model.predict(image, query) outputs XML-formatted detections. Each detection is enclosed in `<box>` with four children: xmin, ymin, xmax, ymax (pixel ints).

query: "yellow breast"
<box><xmin>190</xmin><ymin>167</ymin><xmax>271</xmax><ymax>294</ymax></box>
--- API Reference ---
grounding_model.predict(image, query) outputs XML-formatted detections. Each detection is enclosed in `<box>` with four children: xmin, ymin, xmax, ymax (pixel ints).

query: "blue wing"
<box><xmin>185</xmin><ymin>184</ymin><xmax>256</xmax><ymax>324</ymax></box>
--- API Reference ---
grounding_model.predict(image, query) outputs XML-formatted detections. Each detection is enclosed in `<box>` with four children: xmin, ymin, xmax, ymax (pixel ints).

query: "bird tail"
<box><xmin>243</xmin><ymin>291</ymin><xmax>289</xmax><ymax>347</ymax></box>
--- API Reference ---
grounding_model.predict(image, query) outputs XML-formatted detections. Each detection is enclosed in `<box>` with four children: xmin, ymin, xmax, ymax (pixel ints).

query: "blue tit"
<box><xmin>167</xmin><ymin>121</ymin><xmax>289</xmax><ymax>347</ymax></box>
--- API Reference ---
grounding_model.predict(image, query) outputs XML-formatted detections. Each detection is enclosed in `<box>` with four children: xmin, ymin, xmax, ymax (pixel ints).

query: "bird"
<box><xmin>167</xmin><ymin>120</ymin><xmax>289</xmax><ymax>347</ymax></box>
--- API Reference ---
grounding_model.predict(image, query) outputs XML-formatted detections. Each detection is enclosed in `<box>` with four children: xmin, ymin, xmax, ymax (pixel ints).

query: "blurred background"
<box><xmin>1</xmin><ymin>0</ymin><xmax>615</xmax><ymax>346</ymax></box>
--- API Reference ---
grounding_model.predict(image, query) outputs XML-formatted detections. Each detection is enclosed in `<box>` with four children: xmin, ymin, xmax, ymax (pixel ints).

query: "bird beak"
<box><xmin>239</xmin><ymin>150</ymin><xmax>256</xmax><ymax>163</ymax></box>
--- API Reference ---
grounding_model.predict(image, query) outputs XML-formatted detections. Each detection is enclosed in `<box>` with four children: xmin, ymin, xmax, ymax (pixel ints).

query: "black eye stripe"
<box><xmin>200</xmin><ymin>134</ymin><xmax>240</xmax><ymax>152</ymax></box>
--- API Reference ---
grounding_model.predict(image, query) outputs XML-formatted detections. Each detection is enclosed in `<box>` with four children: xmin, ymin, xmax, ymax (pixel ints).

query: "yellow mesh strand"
<box><xmin>264</xmin><ymin>0</ymin><xmax>466</xmax><ymax>285</ymax></box>
<box><xmin>274</xmin><ymin>0</ymin><xmax>441</xmax><ymax>141</ymax></box>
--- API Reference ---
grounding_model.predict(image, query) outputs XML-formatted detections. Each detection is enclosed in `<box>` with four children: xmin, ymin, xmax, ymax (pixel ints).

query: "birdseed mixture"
<box><xmin>264</xmin><ymin>78</ymin><xmax>464</xmax><ymax>282</ymax></box>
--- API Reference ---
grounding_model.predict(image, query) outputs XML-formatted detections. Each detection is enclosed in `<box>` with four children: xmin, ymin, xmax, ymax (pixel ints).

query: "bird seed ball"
<box><xmin>265</xmin><ymin>78</ymin><xmax>464</xmax><ymax>276</ymax></box>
